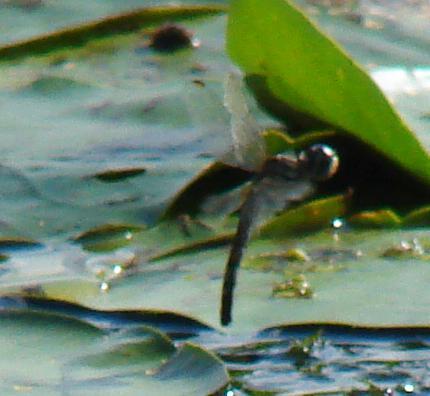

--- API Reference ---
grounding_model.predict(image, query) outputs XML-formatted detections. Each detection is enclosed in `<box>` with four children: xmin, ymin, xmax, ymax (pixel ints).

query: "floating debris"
<box><xmin>272</xmin><ymin>274</ymin><xmax>313</xmax><ymax>299</ymax></box>
<box><xmin>192</xmin><ymin>79</ymin><xmax>206</xmax><ymax>87</ymax></box>
<box><xmin>312</xmin><ymin>247</ymin><xmax>363</xmax><ymax>263</ymax></box>
<box><xmin>89</xmin><ymin>252</ymin><xmax>140</xmax><ymax>284</ymax></box>
<box><xmin>381</xmin><ymin>239</ymin><xmax>425</xmax><ymax>259</ymax></box>
<box><xmin>258</xmin><ymin>248</ymin><xmax>311</xmax><ymax>263</ymax></box>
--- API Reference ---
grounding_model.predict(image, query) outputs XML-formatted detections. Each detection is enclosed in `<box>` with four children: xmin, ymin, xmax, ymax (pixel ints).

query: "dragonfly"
<box><xmin>220</xmin><ymin>73</ymin><xmax>339</xmax><ymax>326</ymax></box>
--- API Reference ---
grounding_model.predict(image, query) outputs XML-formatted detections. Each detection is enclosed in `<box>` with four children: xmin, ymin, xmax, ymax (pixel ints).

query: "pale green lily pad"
<box><xmin>1</xmin><ymin>227</ymin><xmax>429</xmax><ymax>335</ymax></box>
<box><xmin>3</xmin><ymin>296</ymin><xmax>430</xmax><ymax>395</ymax></box>
<box><xmin>0</xmin><ymin>309</ymin><xmax>228</xmax><ymax>395</ymax></box>
<box><xmin>0</xmin><ymin>5</ymin><xmax>226</xmax><ymax>61</ymax></box>
<box><xmin>0</xmin><ymin>10</ymin><xmax>231</xmax><ymax>239</ymax></box>
<box><xmin>0</xmin><ymin>0</ymin><xmax>228</xmax><ymax>45</ymax></box>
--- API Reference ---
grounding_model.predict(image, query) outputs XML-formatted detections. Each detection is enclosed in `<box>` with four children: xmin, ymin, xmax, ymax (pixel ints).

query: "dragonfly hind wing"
<box><xmin>254</xmin><ymin>177</ymin><xmax>316</xmax><ymax>225</ymax></box>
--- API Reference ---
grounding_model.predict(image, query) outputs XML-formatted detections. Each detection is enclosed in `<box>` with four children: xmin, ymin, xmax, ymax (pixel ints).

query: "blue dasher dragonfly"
<box><xmin>220</xmin><ymin>73</ymin><xmax>339</xmax><ymax>326</ymax></box>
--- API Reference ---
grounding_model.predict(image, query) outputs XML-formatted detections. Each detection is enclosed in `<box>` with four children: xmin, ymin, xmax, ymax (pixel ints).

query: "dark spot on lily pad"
<box><xmin>92</xmin><ymin>167</ymin><xmax>147</xmax><ymax>182</ymax></box>
<box><xmin>192</xmin><ymin>79</ymin><xmax>205</xmax><ymax>87</ymax></box>
<box><xmin>148</xmin><ymin>24</ymin><xmax>196</xmax><ymax>52</ymax></box>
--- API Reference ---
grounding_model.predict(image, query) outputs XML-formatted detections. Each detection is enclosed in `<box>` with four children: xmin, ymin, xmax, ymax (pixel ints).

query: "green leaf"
<box><xmin>227</xmin><ymin>0</ymin><xmax>430</xmax><ymax>185</ymax></box>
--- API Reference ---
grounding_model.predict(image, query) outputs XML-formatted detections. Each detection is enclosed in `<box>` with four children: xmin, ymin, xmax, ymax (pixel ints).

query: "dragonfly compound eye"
<box><xmin>298</xmin><ymin>144</ymin><xmax>339</xmax><ymax>181</ymax></box>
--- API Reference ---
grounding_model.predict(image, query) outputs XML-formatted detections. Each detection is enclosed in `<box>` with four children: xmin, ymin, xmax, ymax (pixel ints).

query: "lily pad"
<box><xmin>0</xmin><ymin>227</ymin><xmax>428</xmax><ymax>335</ymax></box>
<box><xmin>0</xmin><ymin>309</ymin><xmax>228</xmax><ymax>395</ymax></box>
<box><xmin>0</xmin><ymin>10</ymin><xmax>234</xmax><ymax>239</ymax></box>
<box><xmin>0</xmin><ymin>4</ymin><xmax>226</xmax><ymax>61</ymax></box>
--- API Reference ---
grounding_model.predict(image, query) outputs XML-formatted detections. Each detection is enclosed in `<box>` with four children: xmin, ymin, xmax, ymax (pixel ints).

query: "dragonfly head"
<box><xmin>298</xmin><ymin>144</ymin><xmax>339</xmax><ymax>182</ymax></box>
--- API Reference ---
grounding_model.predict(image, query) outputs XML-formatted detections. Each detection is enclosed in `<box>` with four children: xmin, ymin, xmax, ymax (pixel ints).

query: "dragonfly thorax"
<box><xmin>259</xmin><ymin>154</ymin><xmax>301</xmax><ymax>180</ymax></box>
<box><xmin>259</xmin><ymin>144</ymin><xmax>338</xmax><ymax>182</ymax></box>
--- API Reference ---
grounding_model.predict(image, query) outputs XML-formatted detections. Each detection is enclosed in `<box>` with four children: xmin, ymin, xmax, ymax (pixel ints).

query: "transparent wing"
<box><xmin>222</xmin><ymin>73</ymin><xmax>267</xmax><ymax>171</ymax></box>
<box><xmin>254</xmin><ymin>176</ymin><xmax>315</xmax><ymax>225</ymax></box>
